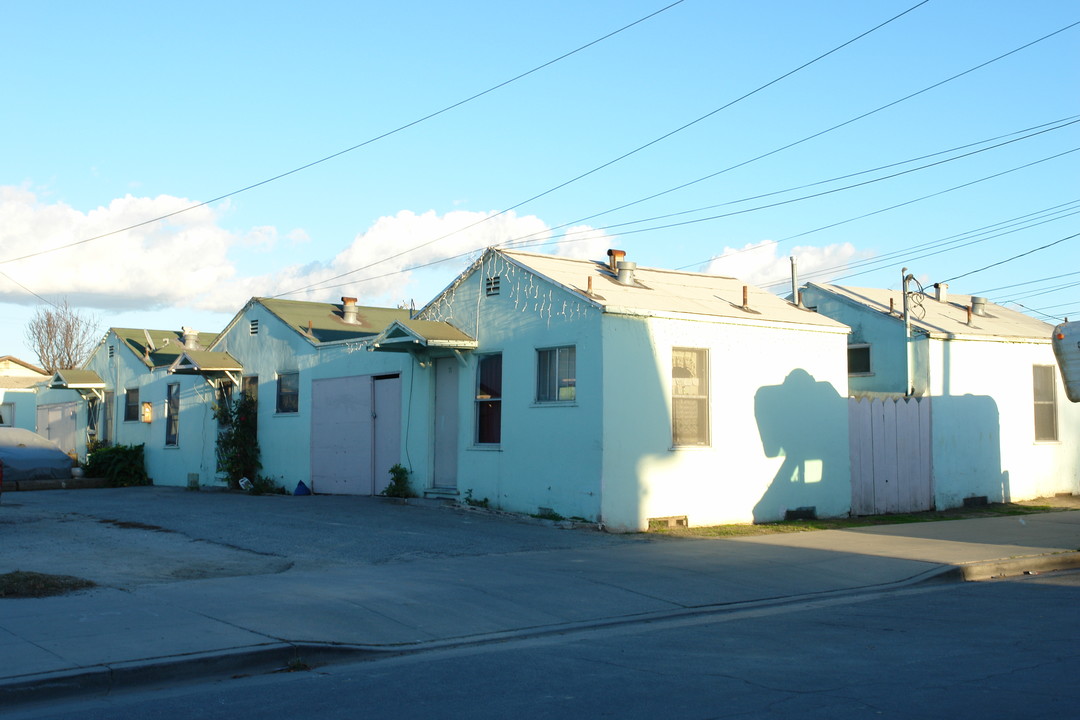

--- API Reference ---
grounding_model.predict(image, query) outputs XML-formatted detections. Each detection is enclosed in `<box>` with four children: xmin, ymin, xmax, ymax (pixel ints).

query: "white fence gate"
<box><xmin>848</xmin><ymin>396</ymin><xmax>932</xmax><ymax>515</ymax></box>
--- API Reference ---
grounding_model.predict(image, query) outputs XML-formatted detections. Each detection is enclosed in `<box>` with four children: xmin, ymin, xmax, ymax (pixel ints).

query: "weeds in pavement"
<box><xmin>652</xmin><ymin>503</ymin><xmax>1067</xmax><ymax>538</ymax></box>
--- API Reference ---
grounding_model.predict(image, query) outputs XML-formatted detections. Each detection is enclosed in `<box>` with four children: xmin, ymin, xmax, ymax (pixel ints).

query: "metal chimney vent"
<box><xmin>616</xmin><ymin>261</ymin><xmax>637</xmax><ymax>285</ymax></box>
<box><xmin>341</xmin><ymin>297</ymin><xmax>360</xmax><ymax>324</ymax></box>
<box><xmin>971</xmin><ymin>296</ymin><xmax>989</xmax><ymax>316</ymax></box>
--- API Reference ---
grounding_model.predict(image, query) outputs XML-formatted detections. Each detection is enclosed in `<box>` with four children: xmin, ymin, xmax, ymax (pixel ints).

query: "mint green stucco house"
<box><xmin>376</xmin><ymin>248</ymin><xmax>852</xmax><ymax>531</ymax></box>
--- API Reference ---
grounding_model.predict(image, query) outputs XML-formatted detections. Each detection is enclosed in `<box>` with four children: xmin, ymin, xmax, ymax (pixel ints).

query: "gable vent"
<box><xmin>485</xmin><ymin>276</ymin><xmax>501</xmax><ymax>296</ymax></box>
<box><xmin>249</xmin><ymin>319</ymin><xmax>260</xmax><ymax>335</ymax></box>
<box><xmin>108</xmin><ymin>345</ymin><xmax>115</xmax><ymax>358</ymax></box>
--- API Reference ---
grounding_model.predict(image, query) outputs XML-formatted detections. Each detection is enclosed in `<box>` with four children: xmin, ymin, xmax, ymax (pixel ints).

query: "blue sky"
<box><xmin>2</xmin><ymin>0</ymin><xmax>1077</xmax><ymax>364</ymax></box>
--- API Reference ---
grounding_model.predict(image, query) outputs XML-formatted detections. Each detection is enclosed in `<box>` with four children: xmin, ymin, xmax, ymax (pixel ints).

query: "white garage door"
<box><xmin>310</xmin><ymin>375</ymin><xmax>401</xmax><ymax>495</ymax></box>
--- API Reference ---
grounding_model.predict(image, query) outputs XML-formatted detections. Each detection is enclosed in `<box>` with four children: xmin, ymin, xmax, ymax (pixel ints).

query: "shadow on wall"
<box><xmin>932</xmin><ymin>394</ymin><xmax>1010</xmax><ymax>506</ymax></box>
<box><xmin>753</xmin><ymin>368</ymin><xmax>848</xmax><ymax>523</ymax></box>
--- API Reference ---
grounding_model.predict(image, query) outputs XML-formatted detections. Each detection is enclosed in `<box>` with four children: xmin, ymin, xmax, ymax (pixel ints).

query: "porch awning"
<box><xmin>168</xmin><ymin>350</ymin><xmax>243</xmax><ymax>384</ymax></box>
<box><xmin>49</xmin><ymin>369</ymin><xmax>107</xmax><ymax>400</ymax></box>
<box><xmin>370</xmin><ymin>319</ymin><xmax>477</xmax><ymax>355</ymax></box>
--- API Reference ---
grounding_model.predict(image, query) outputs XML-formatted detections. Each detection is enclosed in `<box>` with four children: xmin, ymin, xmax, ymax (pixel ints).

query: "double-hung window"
<box><xmin>475</xmin><ymin>354</ymin><xmax>502</xmax><ymax>444</ymax></box>
<box><xmin>536</xmin><ymin>346</ymin><xmax>576</xmax><ymax>402</ymax></box>
<box><xmin>124</xmin><ymin>389</ymin><xmax>140</xmax><ymax>422</ymax></box>
<box><xmin>1033</xmin><ymin>365</ymin><xmax>1058</xmax><ymax>442</ymax></box>
<box><xmin>671</xmin><ymin>348</ymin><xmax>709</xmax><ymax>446</ymax></box>
<box><xmin>165</xmin><ymin>383</ymin><xmax>180</xmax><ymax>446</ymax></box>
<box><xmin>276</xmin><ymin>373</ymin><xmax>299</xmax><ymax>414</ymax></box>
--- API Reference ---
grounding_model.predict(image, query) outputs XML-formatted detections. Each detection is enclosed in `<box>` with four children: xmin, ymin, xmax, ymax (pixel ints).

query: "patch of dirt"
<box><xmin>0</xmin><ymin>571</ymin><xmax>96</xmax><ymax>598</ymax></box>
<box><xmin>97</xmin><ymin>518</ymin><xmax>173</xmax><ymax>532</ymax></box>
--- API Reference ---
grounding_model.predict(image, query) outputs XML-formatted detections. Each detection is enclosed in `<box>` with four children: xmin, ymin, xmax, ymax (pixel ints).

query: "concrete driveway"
<box><xmin>0</xmin><ymin>487</ymin><xmax>642</xmax><ymax>589</ymax></box>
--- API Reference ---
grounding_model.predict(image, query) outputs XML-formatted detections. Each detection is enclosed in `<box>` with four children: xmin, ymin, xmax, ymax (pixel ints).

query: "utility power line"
<box><xmin>0</xmin><ymin>0</ymin><xmax>687</xmax><ymax>268</ymax></box>
<box><xmin>277</xmin><ymin>0</ymin><xmax>934</xmax><ymax>297</ymax></box>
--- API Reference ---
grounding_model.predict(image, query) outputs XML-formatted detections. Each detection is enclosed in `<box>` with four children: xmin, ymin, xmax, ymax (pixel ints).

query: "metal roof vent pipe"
<box><xmin>341</xmin><ymin>296</ymin><xmax>360</xmax><ymax>324</ymax></box>
<box><xmin>616</xmin><ymin>261</ymin><xmax>637</xmax><ymax>285</ymax></box>
<box><xmin>934</xmin><ymin>282</ymin><xmax>948</xmax><ymax>303</ymax></box>
<box><xmin>181</xmin><ymin>326</ymin><xmax>200</xmax><ymax>350</ymax></box>
<box><xmin>607</xmin><ymin>248</ymin><xmax>626</xmax><ymax>273</ymax></box>
<box><xmin>971</xmin><ymin>296</ymin><xmax>988</xmax><ymax>317</ymax></box>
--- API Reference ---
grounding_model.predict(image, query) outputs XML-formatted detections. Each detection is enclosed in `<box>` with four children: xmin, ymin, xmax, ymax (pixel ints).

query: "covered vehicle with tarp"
<box><xmin>0</xmin><ymin>428</ymin><xmax>73</xmax><ymax>489</ymax></box>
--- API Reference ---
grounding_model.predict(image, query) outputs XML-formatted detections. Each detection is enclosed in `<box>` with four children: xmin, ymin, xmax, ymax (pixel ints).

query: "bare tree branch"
<box><xmin>23</xmin><ymin>299</ymin><xmax>99</xmax><ymax>372</ymax></box>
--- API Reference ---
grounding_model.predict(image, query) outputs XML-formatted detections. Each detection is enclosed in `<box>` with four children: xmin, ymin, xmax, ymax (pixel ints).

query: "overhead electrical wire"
<box><xmin>283</xmin><ymin>14</ymin><xmax>1079</xmax><ymax>298</ymax></box>
<box><xmin>290</xmin><ymin>144</ymin><xmax>1080</xmax><ymax>298</ymax></box>
<box><xmin>513</xmin><ymin>117</ymin><xmax>1080</xmax><ymax>254</ymax></box>
<box><xmin>939</xmin><ymin>232</ymin><xmax>1080</xmax><ymax>284</ymax></box>
<box><xmin>0</xmin><ymin>0</ymin><xmax>687</xmax><ymax>268</ymax></box>
<box><xmin>275</xmin><ymin>0</ymin><xmax>934</xmax><ymax>297</ymax></box>
<box><xmin>758</xmin><ymin>203</ymin><xmax>1080</xmax><ymax>290</ymax></box>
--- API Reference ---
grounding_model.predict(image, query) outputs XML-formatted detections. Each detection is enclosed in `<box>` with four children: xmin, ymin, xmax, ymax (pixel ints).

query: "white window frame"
<box><xmin>536</xmin><ymin>346</ymin><xmax>576</xmax><ymax>403</ymax></box>
<box><xmin>475</xmin><ymin>353</ymin><xmax>502</xmax><ymax>445</ymax></box>
<box><xmin>276</xmin><ymin>372</ymin><xmax>299</xmax><ymax>414</ymax></box>
<box><xmin>165</xmin><ymin>383</ymin><xmax>180</xmax><ymax>446</ymax></box>
<box><xmin>1033</xmin><ymin>364</ymin><xmax>1058</xmax><ymax>442</ymax></box>
<box><xmin>671</xmin><ymin>347</ymin><xmax>710</xmax><ymax>447</ymax></box>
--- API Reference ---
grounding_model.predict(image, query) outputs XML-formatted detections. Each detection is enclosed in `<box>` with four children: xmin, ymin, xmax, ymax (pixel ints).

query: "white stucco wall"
<box><xmin>421</xmin><ymin>253</ymin><xmax>605</xmax><ymax>521</ymax></box>
<box><xmin>2</xmin><ymin>388</ymin><xmax>41</xmax><ymax>431</ymax></box>
<box><xmin>212</xmin><ymin>302</ymin><xmax>417</xmax><ymax>493</ymax></box>
<box><xmin>801</xmin><ymin>287</ymin><xmax>908</xmax><ymax>395</ymax></box>
<box><xmin>599</xmin><ymin>314</ymin><xmax>852</xmax><ymax>531</ymax></box>
<box><xmin>926</xmin><ymin>337</ymin><xmax>1080</xmax><ymax>507</ymax></box>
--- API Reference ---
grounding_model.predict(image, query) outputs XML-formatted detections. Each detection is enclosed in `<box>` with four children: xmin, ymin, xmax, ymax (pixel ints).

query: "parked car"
<box><xmin>0</xmin><ymin>428</ymin><xmax>74</xmax><ymax>494</ymax></box>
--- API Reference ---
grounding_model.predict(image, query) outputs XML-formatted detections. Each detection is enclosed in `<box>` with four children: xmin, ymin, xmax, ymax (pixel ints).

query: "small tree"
<box><xmin>24</xmin><ymin>298</ymin><xmax>99</xmax><ymax>372</ymax></box>
<box><xmin>214</xmin><ymin>394</ymin><xmax>261</xmax><ymax>490</ymax></box>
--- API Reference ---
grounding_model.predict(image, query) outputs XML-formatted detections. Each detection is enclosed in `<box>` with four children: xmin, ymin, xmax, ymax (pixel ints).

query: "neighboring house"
<box><xmin>801</xmin><ymin>281</ymin><xmax>1080</xmax><ymax>511</ymax></box>
<box><xmin>371</xmin><ymin>248</ymin><xmax>852</xmax><ymax>531</ymax></box>
<box><xmin>0</xmin><ymin>356</ymin><xmax>49</xmax><ymax>432</ymax></box>
<box><xmin>42</xmin><ymin>327</ymin><xmax>221</xmax><ymax>482</ymax></box>
<box><xmin>206</xmin><ymin>297</ymin><xmax>415</xmax><ymax>494</ymax></box>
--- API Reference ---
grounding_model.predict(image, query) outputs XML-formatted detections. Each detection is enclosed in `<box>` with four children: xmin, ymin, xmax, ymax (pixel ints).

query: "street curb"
<box><xmin>941</xmin><ymin>550</ymin><xmax>1080</xmax><ymax>581</ymax></box>
<box><xmin>3</xmin><ymin>553</ymin><xmax>1077</xmax><ymax>708</ymax></box>
<box><xmin>0</xmin><ymin>642</ymin><xmax>385</xmax><ymax>708</ymax></box>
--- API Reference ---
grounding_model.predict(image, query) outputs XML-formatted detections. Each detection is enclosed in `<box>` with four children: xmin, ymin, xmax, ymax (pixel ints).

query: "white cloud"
<box><xmin>0</xmin><ymin>186</ymin><xmax>235</xmax><ymax>310</ymax></box>
<box><xmin>704</xmin><ymin>240</ymin><xmax>873</xmax><ymax>291</ymax></box>
<box><xmin>0</xmin><ymin>187</ymin><xmax>612</xmax><ymax>315</ymax></box>
<box><xmin>260</xmin><ymin>209</ymin><xmax>611</xmax><ymax>305</ymax></box>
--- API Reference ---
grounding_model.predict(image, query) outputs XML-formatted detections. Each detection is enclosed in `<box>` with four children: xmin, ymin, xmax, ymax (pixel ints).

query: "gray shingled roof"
<box><xmin>501</xmin><ymin>250</ymin><xmax>847</xmax><ymax>330</ymax></box>
<box><xmin>807</xmin><ymin>283</ymin><xmax>1054</xmax><ymax>341</ymax></box>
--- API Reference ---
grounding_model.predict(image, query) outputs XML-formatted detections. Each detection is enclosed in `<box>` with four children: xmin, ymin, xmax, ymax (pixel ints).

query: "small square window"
<box><xmin>0</xmin><ymin>402</ymin><xmax>13</xmax><ymax>427</ymax></box>
<box><xmin>537</xmin><ymin>347</ymin><xmax>576</xmax><ymax>402</ymax></box>
<box><xmin>848</xmin><ymin>345</ymin><xmax>872</xmax><ymax>375</ymax></box>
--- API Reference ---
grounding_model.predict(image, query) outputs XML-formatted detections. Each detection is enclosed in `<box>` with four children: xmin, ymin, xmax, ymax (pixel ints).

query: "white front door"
<box><xmin>372</xmin><ymin>375</ymin><xmax>402</xmax><ymax>494</ymax></box>
<box><xmin>433</xmin><ymin>358</ymin><xmax>459</xmax><ymax>489</ymax></box>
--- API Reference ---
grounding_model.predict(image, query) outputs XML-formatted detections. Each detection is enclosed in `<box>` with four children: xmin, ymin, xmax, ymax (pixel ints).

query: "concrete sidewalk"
<box><xmin>2</xmin><ymin>496</ymin><xmax>1078</xmax><ymax>706</ymax></box>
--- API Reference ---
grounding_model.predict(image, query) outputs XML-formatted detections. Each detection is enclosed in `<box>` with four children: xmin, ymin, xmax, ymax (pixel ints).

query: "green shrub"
<box><xmin>250</xmin><ymin>475</ymin><xmax>287</xmax><ymax>496</ymax></box>
<box><xmin>380</xmin><ymin>464</ymin><xmax>416</xmax><ymax>498</ymax></box>
<box><xmin>214</xmin><ymin>393</ymin><xmax>261</xmax><ymax>490</ymax></box>
<box><xmin>84</xmin><ymin>444</ymin><xmax>150</xmax><ymax>487</ymax></box>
